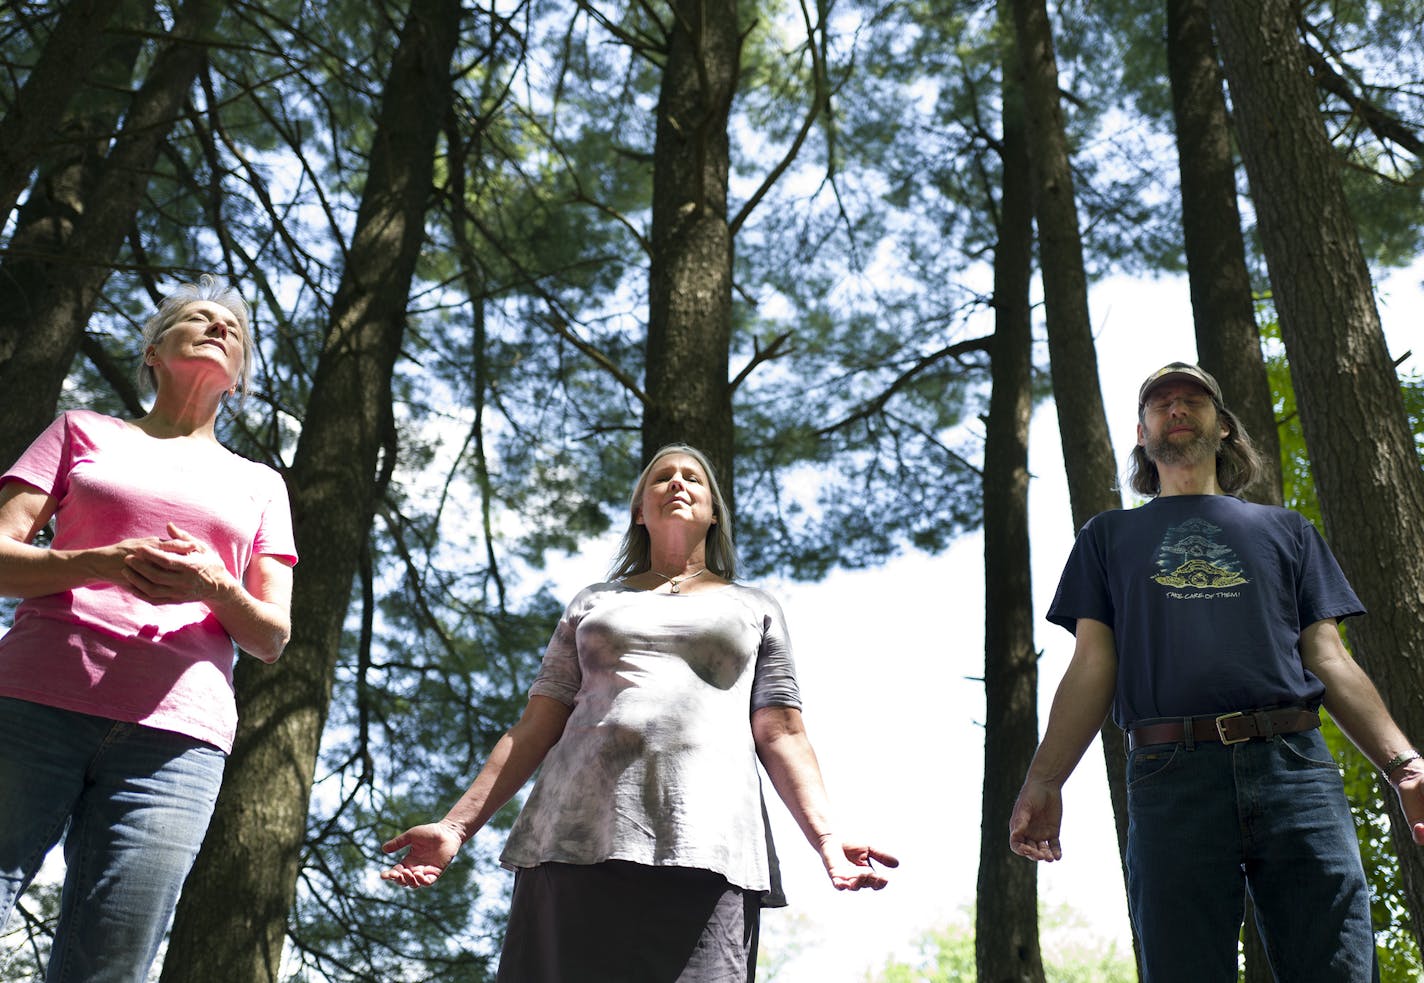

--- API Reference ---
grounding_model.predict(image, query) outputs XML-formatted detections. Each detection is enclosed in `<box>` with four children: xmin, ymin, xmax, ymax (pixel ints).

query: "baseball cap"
<box><xmin>1137</xmin><ymin>362</ymin><xmax>1223</xmax><ymax>409</ymax></box>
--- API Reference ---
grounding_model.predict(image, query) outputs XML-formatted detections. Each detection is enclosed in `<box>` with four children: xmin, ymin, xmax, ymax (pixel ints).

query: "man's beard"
<box><xmin>1145</xmin><ymin>422</ymin><xmax>1222</xmax><ymax>468</ymax></box>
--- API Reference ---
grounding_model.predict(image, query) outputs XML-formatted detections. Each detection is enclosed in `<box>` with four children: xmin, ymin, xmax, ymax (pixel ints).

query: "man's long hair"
<box><xmin>1127</xmin><ymin>403</ymin><xmax>1263</xmax><ymax>497</ymax></box>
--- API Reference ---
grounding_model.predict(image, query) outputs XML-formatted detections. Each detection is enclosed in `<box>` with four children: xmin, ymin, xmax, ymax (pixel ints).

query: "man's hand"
<box><xmin>1009</xmin><ymin>779</ymin><xmax>1064</xmax><ymax>862</ymax></box>
<box><xmin>1391</xmin><ymin>769</ymin><xmax>1424</xmax><ymax>846</ymax></box>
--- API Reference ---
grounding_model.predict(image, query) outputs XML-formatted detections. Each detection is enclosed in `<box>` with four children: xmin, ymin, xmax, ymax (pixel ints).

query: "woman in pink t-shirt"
<box><xmin>0</xmin><ymin>275</ymin><xmax>297</xmax><ymax>983</ymax></box>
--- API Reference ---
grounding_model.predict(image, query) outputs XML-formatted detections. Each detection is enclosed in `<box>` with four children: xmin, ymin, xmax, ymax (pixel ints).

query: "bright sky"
<box><xmin>753</xmin><ymin>265</ymin><xmax>1424</xmax><ymax>981</ymax></box>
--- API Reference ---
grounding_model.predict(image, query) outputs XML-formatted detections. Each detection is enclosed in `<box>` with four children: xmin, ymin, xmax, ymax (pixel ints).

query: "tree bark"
<box><xmin>1009</xmin><ymin>0</ymin><xmax>1136</xmax><ymax>967</ymax></box>
<box><xmin>0</xmin><ymin>0</ymin><xmax>207</xmax><ymax>471</ymax></box>
<box><xmin>1010</xmin><ymin>0</ymin><xmax>1119</xmax><ymax>529</ymax></box>
<box><xmin>1209</xmin><ymin>0</ymin><xmax>1424</xmax><ymax>949</ymax></box>
<box><xmin>1166</xmin><ymin>0</ymin><xmax>1282</xmax><ymax>509</ymax></box>
<box><xmin>976</xmin><ymin>6</ymin><xmax>1044</xmax><ymax>978</ymax></box>
<box><xmin>643</xmin><ymin>0</ymin><xmax>739</xmax><ymax>486</ymax></box>
<box><xmin>1164</xmin><ymin>2</ymin><xmax>1282</xmax><ymax>975</ymax></box>
<box><xmin>160</xmin><ymin>0</ymin><xmax>464</xmax><ymax>978</ymax></box>
<box><xmin>0</xmin><ymin>0</ymin><xmax>128</xmax><ymax>225</ymax></box>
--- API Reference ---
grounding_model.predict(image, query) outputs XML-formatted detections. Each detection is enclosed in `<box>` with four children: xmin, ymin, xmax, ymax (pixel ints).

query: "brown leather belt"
<box><xmin>1127</xmin><ymin>708</ymin><xmax>1320</xmax><ymax>751</ymax></box>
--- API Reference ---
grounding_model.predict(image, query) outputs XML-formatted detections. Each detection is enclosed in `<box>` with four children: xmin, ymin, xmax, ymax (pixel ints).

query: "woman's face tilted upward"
<box><xmin>145</xmin><ymin>300</ymin><xmax>247</xmax><ymax>396</ymax></box>
<box><xmin>634</xmin><ymin>452</ymin><xmax>718</xmax><ymax>544</ymax></box>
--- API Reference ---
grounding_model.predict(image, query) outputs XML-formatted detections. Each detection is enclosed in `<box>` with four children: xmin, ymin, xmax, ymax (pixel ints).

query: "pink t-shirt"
<box><xmin>0</xmin><ymin>411</ymin><xmax>297</xmax><ymax>752</ymax></box>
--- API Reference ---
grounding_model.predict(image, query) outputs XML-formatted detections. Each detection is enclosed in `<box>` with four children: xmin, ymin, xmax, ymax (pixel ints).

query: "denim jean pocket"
<box><xmin>1274</xmin><ymin>728</ymin><xmax>1339</xmax><ymax>769</ymax></box>
<box><xmin>1127</xmin><ymin>744</ymin><xmax>1182</xmax><ymax>789</ymax></box>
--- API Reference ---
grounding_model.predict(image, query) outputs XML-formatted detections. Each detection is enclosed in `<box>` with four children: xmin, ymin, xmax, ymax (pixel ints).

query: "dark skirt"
<box><xmin>496</xmin><ymin>860</ymin><xmax>761</xmax><ymax>983</ymax></box>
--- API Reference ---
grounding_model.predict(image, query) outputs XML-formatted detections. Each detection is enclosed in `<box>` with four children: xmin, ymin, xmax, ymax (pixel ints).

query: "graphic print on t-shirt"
<box><xmin>1150</xmin><ymin>517</ymin><xmax>1249</xmax><ymax>591</ymax></box>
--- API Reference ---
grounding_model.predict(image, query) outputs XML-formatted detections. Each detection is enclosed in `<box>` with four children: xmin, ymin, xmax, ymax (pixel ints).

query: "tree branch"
<box><xmin>1300</xmin><ymin>26</ymin><xmax>1424</xmax><ymax>159</ymax></box>
<box><xmin>540</xmin><ymin>310</ymin><xmax>649</xmax><ymax>403</ymax></box>
<box><xmin>729</xmin><ymin>329</ymin><xmax>792</xmax><ymax>391</ymax></box>
<box><xmin>817</xmin><ymin>335</ymin><xmax>992</xmax><ymax>436</ymax></box>
<box><xmin>731</xmin><ymin>0</ymin><xmax>826</xmax><ymax>235</ymax></box>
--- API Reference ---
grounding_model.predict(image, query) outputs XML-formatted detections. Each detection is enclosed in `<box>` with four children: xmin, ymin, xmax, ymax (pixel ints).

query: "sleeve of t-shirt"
<box><xmin>1294</xmin><ymin>516</ymin><xmax>1365</xmax><ymax>626</ymax></box>
<box><xmin>526</xmin><ymin>588</ymin><xmax>590</xmax><ymax>707</ymax></box>
<box><xmin>1045</xmin><ymin>515</ymin><xmax>1116</xmax><ymax>635</ymax></box>
<box><xmin>750</xmin><ymin>590</ymin><xmax>802</xmax><ymax>712</ymax></box>
<box><xmin>252</xmin><ymin>465</ymin><xmax>298</xmax><ymax>565</ymax></box>
<box><xmin>1</xmin><ymin>412</ymin><xmax>74</xmax><ymax>499</ymax></box>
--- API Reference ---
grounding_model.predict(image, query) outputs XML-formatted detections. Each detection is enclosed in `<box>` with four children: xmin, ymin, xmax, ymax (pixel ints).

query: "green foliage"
<box><xmin>861</xmin><ymin>905</ymin><xmax>1135</xmax><ymax>983</ymax></box>
<box><xmin>1031</xmin><ymin>0</ymin><xmax>1190</xmax><ymax>274</ymax></box>
<box><xmin>756</xmin><ymin>910</ymin><xmax>817</xmax><ymax>982</ymax></box>
<box><xmin>1061</xmin><ymin>0</ymin><xmax>1424</xmax><ymax>276</ymax></box>
<box><xmin>864</xmin><ymin>919</ymin><xmax>976</xmax><ymax>982</ymax></box>
<box><xmin>1301</xmin><ymin>1</ymin><xmax>1424</xmax><ymax>267</ymax></box>
<box><xmin>7</xmin><ymin>0</ymin><xmax>1424</xmax><ymax>977</ymax></box>
<box><xmin>723</xmin><ymin>0</ymin><xmax>1001</xmax><ymax>577</ymax></box>
<box><xmin>1261</xmin><ymin>310</ymin><xmax>1424</xmax><ymax>982</ymax></box>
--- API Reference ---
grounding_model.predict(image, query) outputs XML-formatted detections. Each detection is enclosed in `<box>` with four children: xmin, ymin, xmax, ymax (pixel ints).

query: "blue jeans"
<box><xmin>1126</xmin><ymin>728</ymin><xmax>1376</xmax><ymax>982</ymax></box>
<box><xmin>0</xmin><ymin>696</ymin><xmax>226</xmax><ymax>983</ymax></box>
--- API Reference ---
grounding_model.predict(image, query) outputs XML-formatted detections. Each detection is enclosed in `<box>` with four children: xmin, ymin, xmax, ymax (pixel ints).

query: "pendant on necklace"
<box><xmin>654</xmin><ymin>567</ymin><xmax>705</xmax><ymax>593</ymax></box>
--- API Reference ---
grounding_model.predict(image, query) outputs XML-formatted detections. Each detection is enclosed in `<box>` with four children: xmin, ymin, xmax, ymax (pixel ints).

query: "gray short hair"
<box><xmin>137</xmin><ymin>274</ymin><xmax>253</xmax><ymax>407</ymax></box>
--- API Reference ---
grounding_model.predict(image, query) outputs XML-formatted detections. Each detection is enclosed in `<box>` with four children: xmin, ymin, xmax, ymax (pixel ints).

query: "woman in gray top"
<box><xmin>381</xmin><ymin>443</ymin><xmax>896</xmax><ymax>982</ymax></box>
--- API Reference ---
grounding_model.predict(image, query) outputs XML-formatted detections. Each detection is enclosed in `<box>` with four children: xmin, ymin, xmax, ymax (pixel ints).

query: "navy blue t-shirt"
<box><xmin>1046</xmin><ymin>495</ymin><xmax>1364</xmax><ymax>729</ymax></box>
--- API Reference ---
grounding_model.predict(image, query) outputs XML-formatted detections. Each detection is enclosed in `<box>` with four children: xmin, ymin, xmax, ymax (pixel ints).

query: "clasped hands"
<box><xmin>117</xmin><ymin>522</ymin><xmax>228</xmax><ymax>604</ymax></box>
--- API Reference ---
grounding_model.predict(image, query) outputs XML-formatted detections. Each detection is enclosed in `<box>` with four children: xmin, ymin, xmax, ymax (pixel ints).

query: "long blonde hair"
<box><xmin>607</xmin><ymin>443</ymin><xmax>738</xmax><ymax>581</ymax></box>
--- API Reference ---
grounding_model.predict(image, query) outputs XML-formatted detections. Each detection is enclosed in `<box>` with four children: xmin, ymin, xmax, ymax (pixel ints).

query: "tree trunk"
<box><xmin>643</xmin><ymin>0</ymin><xmax>739</xmax><ymax>485</ymax></box>
<box><xmin>1166</xmin><ymin>0</ymin><xmax>1282</xmax><ymax>509</ymax></box>
<box><xmin>160</xmin><ymin>1</ymin><xmax>464</xmax><ymax>979</ymax></box>
<box><xmin>1010</xmin><ymin>0</ymin><xmax>1119</xmax><ymax>528</ymax></box>
<box><xmin>1209</xmin><ymin>0</ymin><xmax>1424</xmax><ymax>949</ymax></box>
<box><xmin>1009</xmin><ymin>0</ymin><xmax>1136</xmax><ymax>969</ymax></box>
<box><xmin>0</xmin><ymin>0</ymin><xmax>128</xmax><ymax>225</ymax></box>
<box><xmin>0</xmin><ymin>0</ymin><xmax>205</xmax><ymax>470</ymax></box>
<box><xmin>975</xmin><ymin>6</ymin><xmax>1044</xmax><ymax>978</ymax></box>
<box><xmin>1164</xmin><ymin>2</ymin><xmax>1281</xmax><ymax>974</ymax></box>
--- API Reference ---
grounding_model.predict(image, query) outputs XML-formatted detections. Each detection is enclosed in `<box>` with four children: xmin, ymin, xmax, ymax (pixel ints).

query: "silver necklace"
<box><xmin>651</xmin><ymin>568</ymin><xmax>707</xmax><ymax>593</ymax></box>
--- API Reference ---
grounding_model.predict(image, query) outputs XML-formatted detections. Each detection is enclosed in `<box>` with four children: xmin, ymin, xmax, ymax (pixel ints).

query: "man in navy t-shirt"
<box><xmin>1009</xmin><ymin>362</ymin><xmax>1424</xmax><ymax>982</ymax></box>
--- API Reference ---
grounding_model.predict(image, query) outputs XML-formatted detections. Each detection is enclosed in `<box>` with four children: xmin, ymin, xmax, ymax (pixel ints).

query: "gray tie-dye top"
<box><xmin>499</xmin><ymin>581</ymin><xmax>801</xmax><ymax>904</ymax></box>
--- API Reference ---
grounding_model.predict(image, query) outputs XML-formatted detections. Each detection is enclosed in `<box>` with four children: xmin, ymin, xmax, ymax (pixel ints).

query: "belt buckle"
<box><xmin>1215</xmin><ymin>711</ymin><xmax>1249</xmax><ymax>745</ymax></box>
